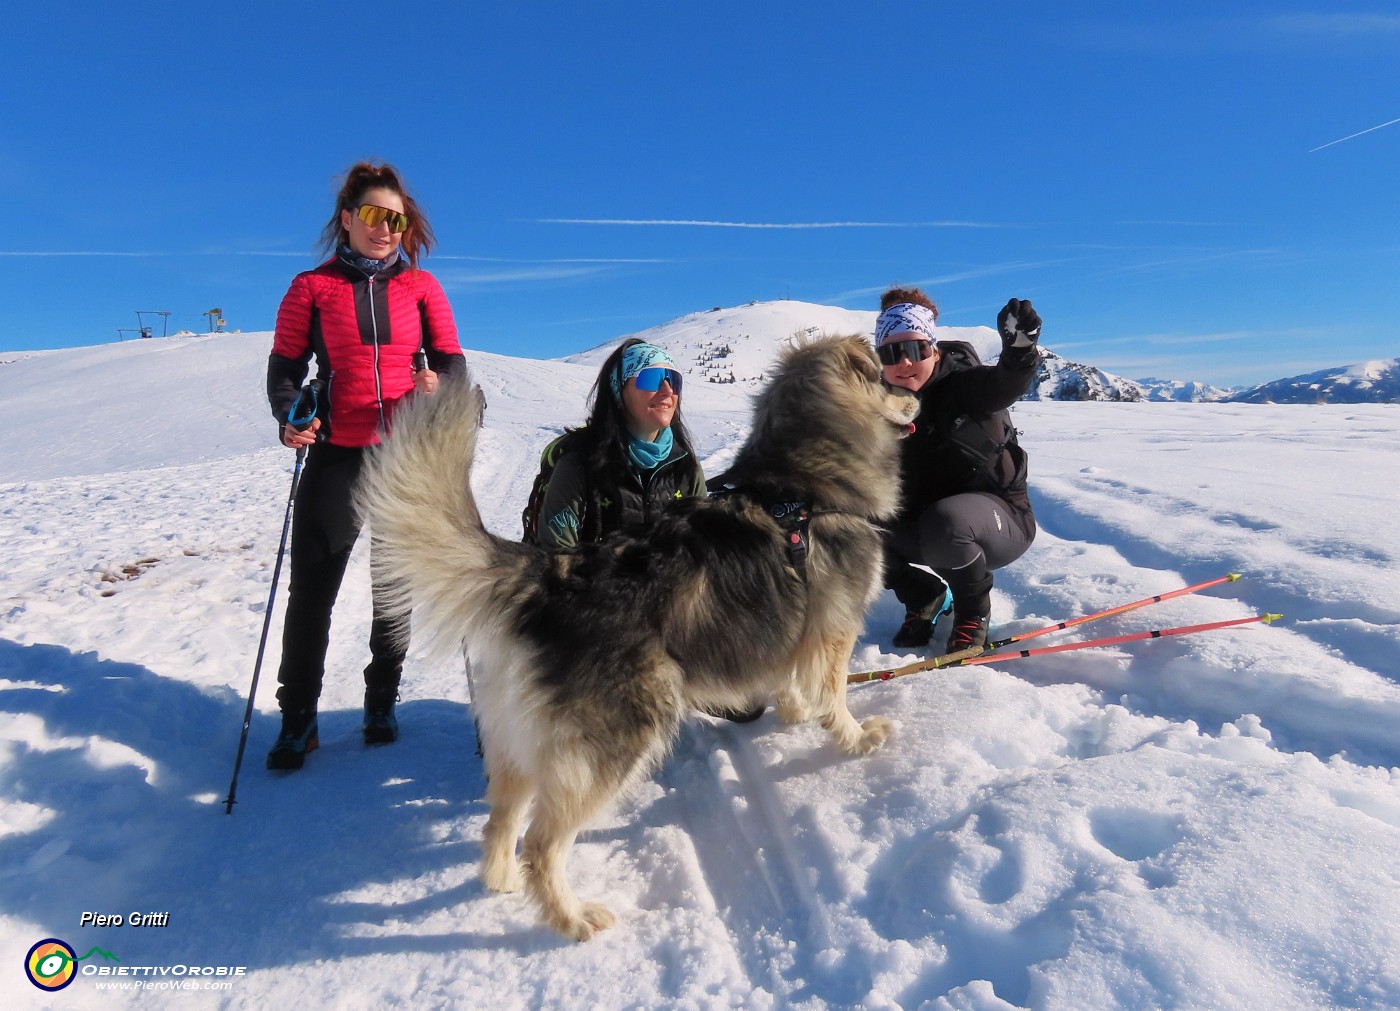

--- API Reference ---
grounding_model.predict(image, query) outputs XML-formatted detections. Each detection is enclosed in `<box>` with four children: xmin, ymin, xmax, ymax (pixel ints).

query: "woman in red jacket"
<box><xmin>265</xmin><ymin>162</ymin><xmax>466</xmax><ymax>770</ymax></box>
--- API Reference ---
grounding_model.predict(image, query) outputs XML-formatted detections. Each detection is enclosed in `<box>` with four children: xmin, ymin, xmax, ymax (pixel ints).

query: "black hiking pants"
<box><xmin>275</xmin><ymin>442</ymin><xmax>407</xmax><ymax>714</ymax></box>
<box><xmin>884</xmin><ymin>492</ymin><xmax>1036</xmax><ymax>618</ymax></box>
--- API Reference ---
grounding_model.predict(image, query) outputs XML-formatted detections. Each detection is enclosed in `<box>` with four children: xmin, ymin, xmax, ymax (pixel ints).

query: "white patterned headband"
<box><xmin>874</xmin><ymin>302</ymin><xmax>938</xmax><ymax>346</ymax></box>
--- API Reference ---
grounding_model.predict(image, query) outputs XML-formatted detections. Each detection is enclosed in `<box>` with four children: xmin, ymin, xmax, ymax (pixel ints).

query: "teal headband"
<box><xmin>611</xmin><ymin>342</ymin><xmax>674</xmax><ymax>399</ymax></box>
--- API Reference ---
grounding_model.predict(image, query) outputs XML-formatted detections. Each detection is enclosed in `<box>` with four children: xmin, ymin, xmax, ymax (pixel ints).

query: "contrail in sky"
<box><xmin>1309</xmin><ymin>116</ymin><xmax>1400</xmax><ymax>152</ymax></box>
<box><xmin>535</xmin><ymin>218</ymin><xmax>1003</xmax><ymax>229</ymax></box>
<box><xmin>0</xmin><ymin>250</ymin><xmax>307</xmax><ymax>257</ymax></box>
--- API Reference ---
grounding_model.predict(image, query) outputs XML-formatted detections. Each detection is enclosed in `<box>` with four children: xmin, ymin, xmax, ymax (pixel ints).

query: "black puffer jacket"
<box><xmin>536</xmin><ymin>432</ymin><xmax>707</xmax><ymax>551</ymax></box>
<box><xmin>898</xmin><ymin>340</ymin><xmax>1037</xmax><ymax>518</ymax></box>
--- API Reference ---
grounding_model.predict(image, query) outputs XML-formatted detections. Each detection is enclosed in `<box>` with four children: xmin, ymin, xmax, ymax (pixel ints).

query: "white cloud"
<box><xmin>433</xmin><ymin>254</ymin><xmax>672</xmax><ymax>263</ymax></box>
<box><xmin>433</xmin><ymin>265</ymin><xmax>612</xmax><ymax>287</ymax></box>
<box><xmin>828</xmin><ymin>259</ymin><xmax>1082</xmax><ymax>303</ymax></box>
<box><xmin>0</xmin><ymin>250</ymin><xmax>309</xmax><ymax>257</ymax></box>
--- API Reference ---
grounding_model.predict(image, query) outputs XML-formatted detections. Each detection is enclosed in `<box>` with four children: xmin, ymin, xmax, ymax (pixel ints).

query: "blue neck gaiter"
<box><xmin>627</xmin><ymin>426</ymin><xmax>674</xmax><ymax>471</ymax></box>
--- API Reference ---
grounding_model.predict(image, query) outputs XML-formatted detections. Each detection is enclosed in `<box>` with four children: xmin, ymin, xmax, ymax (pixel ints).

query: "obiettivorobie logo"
<box><xmin>24</xmin><ymin>938</ymin><xmax>120</xmax><ymax>991</ymax></box>
<box><xmin>23</xmin><ymin>934</ymin><xmax>246</xmax><ymax>991</ymax></box>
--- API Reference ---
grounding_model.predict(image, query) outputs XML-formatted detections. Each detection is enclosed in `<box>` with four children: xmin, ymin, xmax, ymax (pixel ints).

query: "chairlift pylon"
<box><xmin>135</xmin><ymin>310</ymin><xmax>171</xmax><ymax>339</ymax></box>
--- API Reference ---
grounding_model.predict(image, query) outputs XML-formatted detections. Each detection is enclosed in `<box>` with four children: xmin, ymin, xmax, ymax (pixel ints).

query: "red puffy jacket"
<box><xmin>267</xmin><ymin>255</ymin><xmax>466</xmax><ymax>447</ymax></box>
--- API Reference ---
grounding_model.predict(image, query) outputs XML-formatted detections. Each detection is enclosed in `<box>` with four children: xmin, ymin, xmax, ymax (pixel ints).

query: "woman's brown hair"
<box><xmin>320</xmin><ymin>161</ymin><xmax>436</xmax><ymax>269</ymax></box>
<box><xmin>879</xmin><ymin>287</ymin><xmax>939</xmax><ymax>318</ymax></box>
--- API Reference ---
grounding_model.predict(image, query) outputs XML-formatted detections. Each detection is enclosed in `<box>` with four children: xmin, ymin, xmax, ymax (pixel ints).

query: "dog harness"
<box><xmin>708</xmin><ymin>483</ymin><xmax>811</xmax><ymax>580</ymax></box>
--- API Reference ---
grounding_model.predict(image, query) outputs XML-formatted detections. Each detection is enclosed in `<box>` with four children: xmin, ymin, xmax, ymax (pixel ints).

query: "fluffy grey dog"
<box><xmin>356</xmin><ymin>335</ymin><xmax>918</xmax><ymax>940</ymax></box>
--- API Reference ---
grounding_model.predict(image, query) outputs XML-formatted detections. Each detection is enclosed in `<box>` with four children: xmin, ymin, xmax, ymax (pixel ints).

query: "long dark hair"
<box><xmin>319</xmin><ymin>161</ymin><xmax>436</xmax><ymax>268</ymax></box>
<box><xmin>578</xmin><ymin>337</ymin><xmax>696</xmax><ymax>477</ymax></box>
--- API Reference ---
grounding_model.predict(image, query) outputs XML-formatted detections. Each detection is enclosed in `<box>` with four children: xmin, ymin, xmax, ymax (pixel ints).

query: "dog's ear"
<box><xmin>841</xmin><ymin>335</ymin><xmax>880</xmax><ymax>382</ymax></box>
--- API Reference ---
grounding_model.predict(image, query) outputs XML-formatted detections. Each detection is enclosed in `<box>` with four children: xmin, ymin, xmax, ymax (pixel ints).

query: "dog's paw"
<box><xmin>482</xmin><ymin>857</ymin><xmax>523</xmax><ymax>893</ymax></box>
<box><xmin>561</xmin><ymin>903</ymin><xmax>616</xmax><ymax>942</ymax></box>
<box><xmin>775</xmin><ymin>692</ymin><xmax>808</xmax><ymax>724</ymax></box>
<box><xmin>854</xmin><ymin>716</ymin><xmax>892</xmax><ymax>754</ymax></box>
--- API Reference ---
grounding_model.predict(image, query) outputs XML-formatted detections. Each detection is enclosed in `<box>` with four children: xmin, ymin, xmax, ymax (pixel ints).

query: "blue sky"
<box><xmin>4</xmin><ymin>2</ymin><xmax>1396</xmax><ymax>386</ymax></box>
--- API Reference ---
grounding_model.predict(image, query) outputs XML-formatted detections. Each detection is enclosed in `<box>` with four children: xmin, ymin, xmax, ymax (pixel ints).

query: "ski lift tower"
<box><xmin>135</xmin><ymin>310</ymin><xmax>171</xmax><ymax>339</ymax></box>
<box><xmin>204</xmin><ymin>307</ymin><xmax>226</xmax><ymax>333</ymax></box>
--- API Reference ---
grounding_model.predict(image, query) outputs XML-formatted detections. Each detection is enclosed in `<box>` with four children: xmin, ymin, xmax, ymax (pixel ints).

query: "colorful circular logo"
<box><xmin>25</xmin><ymin>938</ymin><xmax>77</xmax><ymax>991</ymax></box>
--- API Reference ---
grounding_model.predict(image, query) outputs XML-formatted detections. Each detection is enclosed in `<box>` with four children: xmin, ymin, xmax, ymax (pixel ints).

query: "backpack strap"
<box><xmin>522</xmin><ymin>430</ymin><xmax>608</xmax><ymax>546</ymax></box>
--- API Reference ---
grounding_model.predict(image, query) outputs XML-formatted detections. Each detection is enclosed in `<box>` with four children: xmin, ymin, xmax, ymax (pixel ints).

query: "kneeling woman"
<box><xmin>877</xmin><ymin>287</ymin><xmax>1042</xmax><ymax>654</ymax></box>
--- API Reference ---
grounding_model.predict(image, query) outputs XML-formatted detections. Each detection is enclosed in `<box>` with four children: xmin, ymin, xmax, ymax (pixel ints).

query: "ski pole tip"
<box><xmin>1226</xmin><ymin>572</ymin><xmax>1243</xmax><ymax>582</ymax></box>
<box><xmin>1262</xmin><ymin>612</ymin><xmax>1283</xmax><ymax>624</ymax></box>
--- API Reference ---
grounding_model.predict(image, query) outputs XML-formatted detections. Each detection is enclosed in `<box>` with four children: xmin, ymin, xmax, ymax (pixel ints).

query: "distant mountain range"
<box><xmin>567</xmin><ymin>300</ymin><xmax>1397</xmax><ymax>405</ymax></box>
<box><xmin>1092</xmin><ymin>360</ymin><xmax>1400</xmax><ymax>405</ymax></box>
<box><xmin>1037</xmin><ymin>355</ymin><xmax>1400</xmax><ymax>404</ymax></box>
<box><xmin>1223</xmin><ymin>359</ymin><xmax>1400</xmax><ymax>404</ymax></box>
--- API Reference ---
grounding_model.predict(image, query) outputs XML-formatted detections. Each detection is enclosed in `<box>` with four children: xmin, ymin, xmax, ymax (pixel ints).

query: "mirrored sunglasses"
<box><xmin>633</xmin><ymin>367</ymin><xmax>682</xmax><ymax>394</ymax></box>
<box><xmin>876</xmin><ymin>338</ymin><xmax>936</xmax><ymax>366</ymax></box>
<box><xmin>355</xmin><ymin>203</ymin><xmax>411</xmax><ymax>234</ymax></box>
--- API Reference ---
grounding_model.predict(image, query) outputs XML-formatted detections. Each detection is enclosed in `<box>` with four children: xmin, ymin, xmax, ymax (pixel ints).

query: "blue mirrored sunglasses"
<box><xmin>633</xmin><ymin>367</ymin><xmax>682</xmax><ymax>393</ymax></box>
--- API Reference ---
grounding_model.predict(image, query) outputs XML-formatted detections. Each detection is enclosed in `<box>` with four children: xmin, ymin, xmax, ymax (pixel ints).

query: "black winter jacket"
<box><xmin>898</xmin><ymin>341</ymin><xmax>1038</xmax><ymax>519</ymax></box>
<box><xmin>536</xmin><ymin>432</ymin><xmax>706</xmax><ymax>551</ymax></box>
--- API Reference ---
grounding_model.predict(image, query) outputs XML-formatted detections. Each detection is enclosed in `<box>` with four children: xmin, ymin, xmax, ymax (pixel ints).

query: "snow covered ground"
<box><xmin>2</xmin><ymin>312</ymin><xmax>1398</xmax><ymax>1009</ymax></box>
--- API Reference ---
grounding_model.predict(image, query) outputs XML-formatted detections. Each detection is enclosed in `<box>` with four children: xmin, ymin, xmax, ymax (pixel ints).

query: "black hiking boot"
<box><xmin>946</xmin><ymin>614</ymin><xmax>990</xmax><ymax>654</ymax></box>
<box><xmin>891</xmin><ymin>585</ymin><xmax>950</xmax><ymax>649</ymax></box>
<box><xmin>267</xmin><ymin>708</ymin><xmax>319</xmax><ymax>771</ymax></box>
<box><xmin>940</xmin><ymin>562</ymin><xmax>993</xmax><ymax>655</ymax></box>
<box><xmin>892</xmin><ymin>611</ymin><xmax>934</xmax><ymax>648</ymax></box>
<box><xmin>362</xmin><ymin>689</ymin><xmax>399</xmax><ymax>746</ymax></box>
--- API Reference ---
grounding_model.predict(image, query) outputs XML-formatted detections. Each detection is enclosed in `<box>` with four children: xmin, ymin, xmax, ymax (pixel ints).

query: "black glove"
<box><xmin>997</xmin><ymin>298</ymin><xmax>1041</xmax><ymax>350</ymax></box>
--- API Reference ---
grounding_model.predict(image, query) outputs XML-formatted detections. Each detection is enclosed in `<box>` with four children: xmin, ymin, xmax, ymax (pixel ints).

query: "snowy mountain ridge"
<box><xmin>1133</xmin><ymin>376</ymin><xmax>1242</xmax><ymax>403</ymax></box>
<box><xmin>565</xmin><ymin>300</ymin><xmax>1149</xmax><ymax>402</ymax></box>
<box><xmin>1225</xmin><ymin>357</ymin><xmax>1400</xmax><ymax>404</ymax></box>
<box><xmin>4</xmin><ymin>298</ymin><xmax>1391</xmax><ymax>405</ymax></box>
<box><xmin>561</xmin><ymin>299</ymin><xmax>1394</xmax><ymax>404</ymax></box>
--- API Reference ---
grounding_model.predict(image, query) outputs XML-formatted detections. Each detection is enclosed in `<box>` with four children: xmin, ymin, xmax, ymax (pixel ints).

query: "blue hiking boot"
<box><xmin>266</xmin><ymin>709</ymin><xmax>319</xmax><ymax>771</ymax></box>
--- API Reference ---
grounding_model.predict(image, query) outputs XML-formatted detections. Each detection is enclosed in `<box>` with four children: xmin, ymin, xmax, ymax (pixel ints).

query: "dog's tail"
<box><xmin>355</xmin><ymin>374</ymin><xmax>515</xmax><ymax>665</ymax></box>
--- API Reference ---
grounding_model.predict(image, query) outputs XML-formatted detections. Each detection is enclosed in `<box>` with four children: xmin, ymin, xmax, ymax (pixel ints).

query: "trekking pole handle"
<box><xmin>287</xmin><ymin>383</ymin><xmax>318</xmax><ymax>428</ymax></box>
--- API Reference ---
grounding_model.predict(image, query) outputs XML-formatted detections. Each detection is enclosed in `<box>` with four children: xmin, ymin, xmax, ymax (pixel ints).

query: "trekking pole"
<box><xmin>948</xmin><ymin>613</ymin><xmax>1282</xmax><ymax>668</ymax></box>
<box><xmin>848</xmin><ymin>573</ymin><xmax>1245</xmax><ymax>685</ymax></box>
<box><xmin>986</xmin><ymin>573</ymin><xmax>1243</xmax><ymax>651</ymax></box>
<box><xmin>847</xmin><ymin>645</ymin><xmax>989</xmax><ymax>684</ymax></box>
<box><xmin>224</xmin><ymin>386</ymin><xmax>318</xmax><ymax>814</ymax></box>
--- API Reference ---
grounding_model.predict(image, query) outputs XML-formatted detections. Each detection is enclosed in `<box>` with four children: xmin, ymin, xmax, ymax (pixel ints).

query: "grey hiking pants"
<box><xmin>884</xmin><ymin>492</ymin><xmax>1036</xmax><ymax>616</ymax></box>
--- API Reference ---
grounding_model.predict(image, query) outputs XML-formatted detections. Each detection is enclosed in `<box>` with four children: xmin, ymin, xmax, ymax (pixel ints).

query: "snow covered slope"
<box><xmin>1</xmin><ymin>323</ymin><xmax>1398</xmax><ymax>1009</ymax></box>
